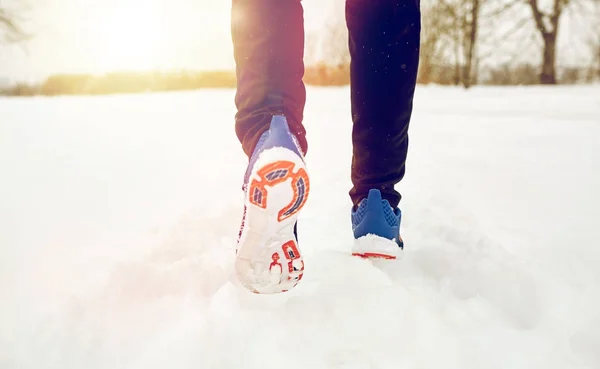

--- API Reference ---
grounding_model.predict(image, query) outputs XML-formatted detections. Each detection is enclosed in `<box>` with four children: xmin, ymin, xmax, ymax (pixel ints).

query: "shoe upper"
<box><xmin>351</xmin><ymin>189</ymin><xmax>403</xmax><ymax>248</ymax></box>
<box><xmin>243</xmin><ymin>115</ymin><xmax>304</xmax><ymax>187</ymax></box>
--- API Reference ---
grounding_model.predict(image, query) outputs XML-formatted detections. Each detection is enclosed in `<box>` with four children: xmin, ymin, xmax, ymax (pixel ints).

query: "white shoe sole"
<box><xmin>352</xmin><ymin>234</ymin><xmax>404</xmax><ymax>260</ymax></box>
<box><xmin>235</xmin><ymin>147</ymin><xmax>310</xmax><ymax>294</ymax></box>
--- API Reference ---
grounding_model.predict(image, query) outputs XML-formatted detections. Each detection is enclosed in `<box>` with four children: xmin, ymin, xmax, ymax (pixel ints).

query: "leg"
<box><xmin>231</xmin><ymin>0</ymin><xmax>310</xmax><ymax>294</ymax></box>
<box><xmin>231</xmin><ymin>0</ymin><xmax>307</xmax><ymax>157</ymax></box>
<box><xmin>346</xmin><ymin>0</ymin><xmax>421</xmax><ymax>209</ymax></box>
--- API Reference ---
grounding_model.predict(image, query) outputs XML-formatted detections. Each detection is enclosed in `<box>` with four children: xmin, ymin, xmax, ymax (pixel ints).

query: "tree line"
<box><xmin>0</xmin><ymin>71</ymin><xmax>238</xmax><ymax>96</ymax></box>
<box><xmin>307</xmin><ymin>0</ymin><xmax>600</xmax><ymax>87</ymax></box>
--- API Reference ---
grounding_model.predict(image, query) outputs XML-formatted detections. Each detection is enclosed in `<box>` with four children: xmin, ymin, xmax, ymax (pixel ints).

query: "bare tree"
<box><xmin>594</xmin><ymin>37</ymin><xmax>600</xmax><ymax>80</ymax></box>
<box><xmin>585</xmin><ymin>1</ymin><xmax>600</xmax><ymax>81</ymax></box>
<box><xmin>418</xmin><ymin>0</ymin><xmax>457</xmax><ymax>84</ymax></box>
<box><xmin>526</xmin><ymin>0</ymin><xmax>571</xmax><ymax>84</ymax></box>
<box><xmin>463</xmin><ymin>0</ymin><xmax>481</xmax><ymax>88</ymax></box>
<box><xmin>425</xmin><ymin>0</ymin><xmax>482</xmax><ymax>88</ymax></box>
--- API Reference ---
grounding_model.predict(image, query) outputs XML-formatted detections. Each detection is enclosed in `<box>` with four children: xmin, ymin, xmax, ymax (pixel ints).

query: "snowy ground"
<box><xmin>1</xmin><ymin>85</ymin><xmax>600</xmax><ymax>369</ymax></box>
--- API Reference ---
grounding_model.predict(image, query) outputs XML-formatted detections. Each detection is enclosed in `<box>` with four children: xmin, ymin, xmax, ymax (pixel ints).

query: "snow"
<box><xmin>1</xmin><ymin>85</ymin><xmax>600</xmax><ymax>368</ymax></box>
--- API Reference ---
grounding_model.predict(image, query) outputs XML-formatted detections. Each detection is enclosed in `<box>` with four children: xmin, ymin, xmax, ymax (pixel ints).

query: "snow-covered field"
<box><xmin>1</xmin><ymin>85</ymin><xmax>600</xmax><ymax>369</ymax></box>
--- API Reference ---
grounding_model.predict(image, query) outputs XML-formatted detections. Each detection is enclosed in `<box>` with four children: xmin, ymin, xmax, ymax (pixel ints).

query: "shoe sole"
<box><xmin>235</xmin><ymin>147</ymin><xmax>310</xmax><ymax>294</ymax></box>
<box><xmin>351</xmin><ymin>234</ymin><xmax>404</xmax><ymax>260</ymax></box>
<box><xmin>352</xmin><ymin>252</ymin><xmax>397</xmax><ymax>260</ymax></box>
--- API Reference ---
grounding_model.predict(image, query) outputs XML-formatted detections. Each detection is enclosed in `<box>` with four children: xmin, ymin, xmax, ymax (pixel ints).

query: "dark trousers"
<box><xmin>231</xmin><ymin>0</ymin><xmax>421</xmax><ymax>208</ymax></box>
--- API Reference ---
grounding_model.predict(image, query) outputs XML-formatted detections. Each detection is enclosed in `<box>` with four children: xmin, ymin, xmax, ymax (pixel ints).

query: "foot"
<box><xmin>235</xmin><ymin>115</ymin><xmax>310</xmax><ymax>294</ymax></box>
<box><xmin>351</xmin><ymin>189</ymin><xmax>404</xmax><ymax>259</ymax></box>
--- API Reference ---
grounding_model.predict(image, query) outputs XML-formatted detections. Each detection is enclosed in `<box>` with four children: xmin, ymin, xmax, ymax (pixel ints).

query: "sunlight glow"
<box><xmin>0</xmin><ymin>0</ymin><xmax>334</xmax><ymax>80</ymax></box>
<box><xmin>86</xmin><ymin>0</ymin><xmax>171</xmax><ymax>72</ymax></box>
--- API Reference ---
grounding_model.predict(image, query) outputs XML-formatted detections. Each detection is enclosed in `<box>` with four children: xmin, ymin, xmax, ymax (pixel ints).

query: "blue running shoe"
<box><xmin>351</xmin><ymin>189</ymin><xmax>404</xmax><ymax>259</ymax></box>
<box><xmin>235</xmin><ymin>115</ymin><xmax>310</xmax><ymax>294</ymax></box>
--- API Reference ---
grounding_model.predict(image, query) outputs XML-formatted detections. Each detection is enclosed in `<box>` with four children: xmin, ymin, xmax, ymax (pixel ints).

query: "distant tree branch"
<box><xmin>528</xmin><ymin>0</ymin><xmax>549</xmax><ymax>35</ymax></box>
<box><xmin>499</xmin><ymin>14</ymin><xmax>532</xmax><ymax>41</ymax></box>
<box><xmin>481</xmin><ymin>0</ymin><xmax>522</xmax><ymax>18</ymax></box>
<box><xmin>0</xmin><ymin>5</ymin><xmax>29</xmax><ymax>43</ymax></box>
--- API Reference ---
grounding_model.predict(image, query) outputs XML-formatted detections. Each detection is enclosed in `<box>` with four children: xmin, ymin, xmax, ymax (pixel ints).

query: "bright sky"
<box><xmin>0</xmin><ymin>0</ymin><xmax>338</xmax><ymax>83</ymax></box>
<box><xmin>0</xmin><ymin>0</ymin><xmax>596</xmax><ymax>84</ymax></box>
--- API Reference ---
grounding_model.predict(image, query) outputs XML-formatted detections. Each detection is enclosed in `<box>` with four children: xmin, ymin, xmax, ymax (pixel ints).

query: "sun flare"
<box><xmin>69</xmin><ymin>0</ymin><xmax>331</xmax><ymax>75</ymax></box>
<box><xmin>86</xmin><ymin>0</ymin><xmax>170</xmax><ymax>73</ymax></box>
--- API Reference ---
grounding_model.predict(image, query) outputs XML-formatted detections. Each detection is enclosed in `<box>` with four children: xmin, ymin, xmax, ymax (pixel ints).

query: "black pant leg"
<box><xmin>346</xmin><ymin>0</ymin><xmax>421</xmax><ymax>208</ymax></box>
<box><xmin>231</xmin><ymin>0</ymin><xmax>307</xmax><ymax>157</ymax></box>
